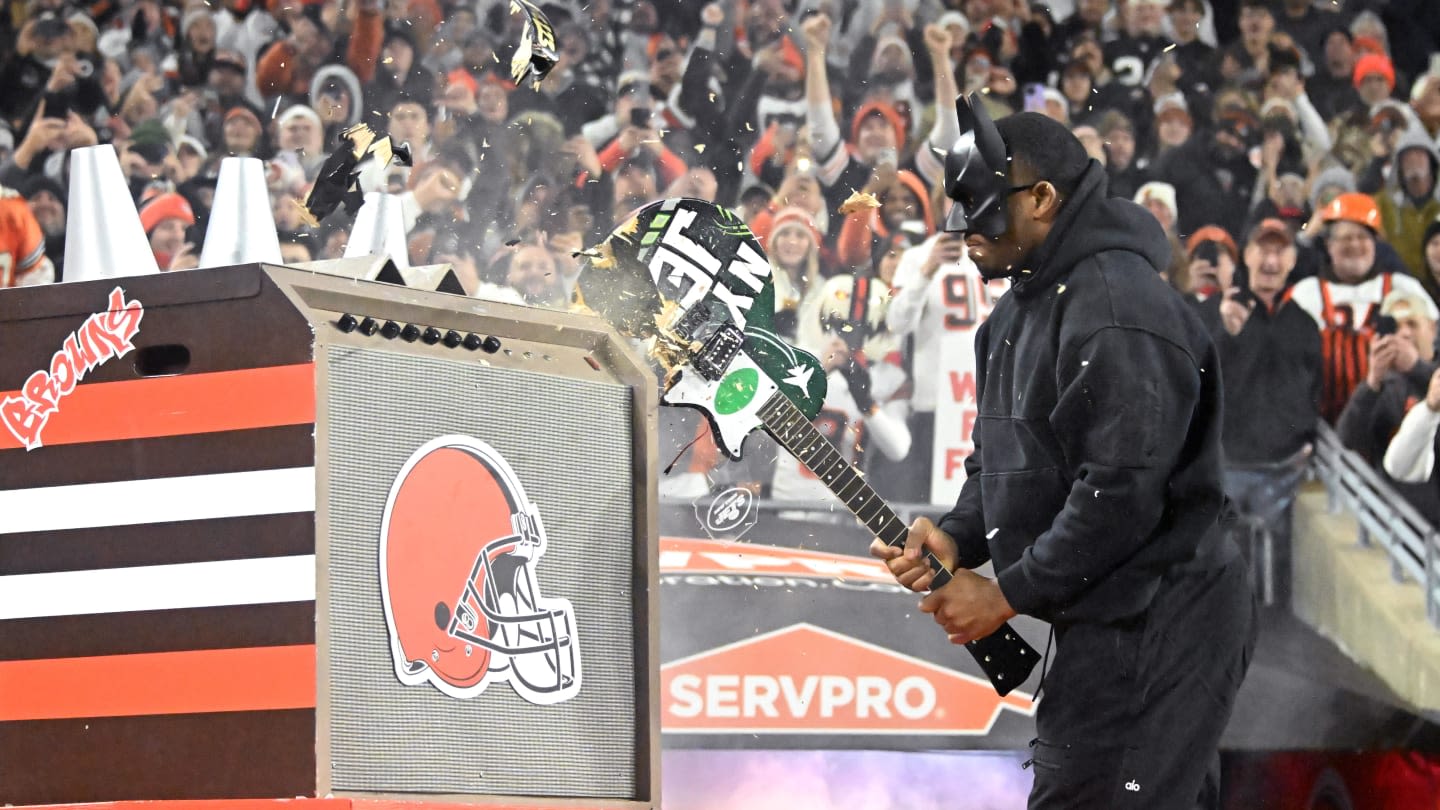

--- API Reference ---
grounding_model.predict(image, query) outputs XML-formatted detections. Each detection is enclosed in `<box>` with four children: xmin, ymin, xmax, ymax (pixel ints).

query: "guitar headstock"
<box><xmin>577</xmin><ymin>198</ymin><xmax>828</xmax><ymax>459</ymax></box>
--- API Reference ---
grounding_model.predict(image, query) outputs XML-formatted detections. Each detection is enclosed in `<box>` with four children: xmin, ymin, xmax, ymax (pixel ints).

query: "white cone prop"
<box><xmin>344</xmin><ymin>191</ymin><xmax>410</xmax><ymax>270</ymax></box>
<box><xmin>64</xmin><ymin>145</ymin><xmax>159</xmax><ymax>283</ymax></box>
<box><xmin>199</xmin><ymin>157</ymin><xmax>281</xmax><ymax>268</ymax></box>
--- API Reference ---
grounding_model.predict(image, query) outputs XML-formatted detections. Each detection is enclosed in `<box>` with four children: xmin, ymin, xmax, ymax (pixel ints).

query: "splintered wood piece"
<box><xmin>838</xmin><ymin>189</ymin><xmax>881</xmax><ymax>216</ymax></box>
<box><xmin>369</xmin><ymin>136</ymin><xmax>393</xmax><ymax>169</ymax></box>
<box><xmin>511</xmin><ymin>30</ymin><xmax>534</xmax><ymax>84</ymax></box>
<box><xmin>342</xmin><ymin>123</ymin><xmax>376</xmax><ymax>159</ymax></box>
<box><xmin>293</xmin><ymin>198</ymin><xmax>320</xmax><ymax>228</ymax></box>
<box><xmin>574</xmin><ymin>240</ymin><xmax>617</xmax><ymax>269</ymax></box>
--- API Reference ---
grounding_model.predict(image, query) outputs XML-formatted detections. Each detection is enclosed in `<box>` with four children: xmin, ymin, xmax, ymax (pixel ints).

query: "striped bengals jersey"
<box><xmin>0</xmin><ymin>188</ymin><xmax>52</xmax><ymax>287</ymax></box>
<box><xmin>1288</xmin><ymin>272</ymin><xmax>1439</xmax><ymax>422</ymax></box>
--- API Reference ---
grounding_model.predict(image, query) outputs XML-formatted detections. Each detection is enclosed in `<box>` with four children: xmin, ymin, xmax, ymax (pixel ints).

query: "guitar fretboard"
<box><xmin>756</xmin><ymin>392</ymin><xmax>909</xmax><ymax>547</ymax></box>
<box><xmin>756</xmin><ymin>390</ymin><xmax>1040</xmax><ymax>693</ymax></box>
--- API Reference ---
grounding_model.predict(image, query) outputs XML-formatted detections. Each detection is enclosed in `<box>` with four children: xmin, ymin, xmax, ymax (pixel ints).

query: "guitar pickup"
<box><xmin>692</xmin><ymin>323</ymin><xmax>744</xmax><ymax>381</ymax></box>
<box><xmin>672</xmin><ymin>304</ymin><xmax>713</xmax><ymax>342</ymax></box>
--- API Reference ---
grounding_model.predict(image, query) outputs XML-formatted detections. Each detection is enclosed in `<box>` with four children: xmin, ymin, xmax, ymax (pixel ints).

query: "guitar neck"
<box><xmin>757</xmin><ymin>390</ymin><xmax>1042</xmax><ymax>697</ymax></box>
<box><xmin>756</xmin><ymin>392</ymin><xmax>908</xmax><ymax>546</ymax></box>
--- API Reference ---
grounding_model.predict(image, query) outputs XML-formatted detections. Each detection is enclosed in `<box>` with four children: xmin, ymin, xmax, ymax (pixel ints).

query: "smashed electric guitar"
<box><xmin>578</xmin><ymin>198</ymin><xmax>1040</xmax><ymax>696</ymax></box>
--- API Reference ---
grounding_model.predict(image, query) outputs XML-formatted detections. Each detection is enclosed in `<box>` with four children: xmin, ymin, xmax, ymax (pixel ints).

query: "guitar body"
<box><xmin>579</xmin><ymin>197</ymin><xmax>827</xmax><ymax>459</ymax></box>
<box><xmin>666</xmin><ymin>332</ymin><xmax>831</xmax><ymax>460</ymax></box>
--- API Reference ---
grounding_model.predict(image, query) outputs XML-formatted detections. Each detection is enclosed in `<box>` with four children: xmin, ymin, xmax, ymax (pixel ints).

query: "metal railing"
<box><xmin>1311</xmin><ymin>420</ymin><xmax>1440</xmax><ymax>629</ymax></box>
<box><xmin>1232</xmin><ymin>513</ymin><xmax>1278</xmax><ymax>607</ymax></box>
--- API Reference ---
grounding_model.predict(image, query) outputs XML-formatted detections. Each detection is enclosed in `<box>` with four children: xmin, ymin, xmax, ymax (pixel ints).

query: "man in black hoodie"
<box><xmin>873</xmin><ymin>108</ymin><xmax>1254</xmax><ymax>809</ymax></box>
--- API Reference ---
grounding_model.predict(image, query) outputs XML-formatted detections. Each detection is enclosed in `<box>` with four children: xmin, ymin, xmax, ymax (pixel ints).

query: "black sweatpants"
<box><xmin>1026</xmin><ymin>555</ymin><xmax>1257</xmax><ymax>810</ymax></box>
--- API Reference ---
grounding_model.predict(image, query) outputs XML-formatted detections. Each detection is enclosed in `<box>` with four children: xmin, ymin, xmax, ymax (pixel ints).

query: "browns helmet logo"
<box><xmin>379</xmin><ymin>435</ymin><xmax>581</xmax><ymax>704</ymax></box>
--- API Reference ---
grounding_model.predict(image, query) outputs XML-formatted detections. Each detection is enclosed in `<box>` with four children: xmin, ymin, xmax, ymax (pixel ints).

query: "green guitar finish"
<box><xmin>735</xmin><ymin>278</ymin><xmax>825</xmax><ymax>420</ymax></box>
<box><xmin>715</xmin><ymin>367</ymin><xmax>760</xmax><ymax>414</ymax></box>
<box><xmin>578</xmin><ymin>197</ymin><xmax>827</xmax><ymax>420</ymax></box>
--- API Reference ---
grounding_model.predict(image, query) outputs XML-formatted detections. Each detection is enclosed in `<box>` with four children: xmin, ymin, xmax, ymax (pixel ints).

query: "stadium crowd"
<box><xmin>2</xmin><ymin>0</ymin><xmax>1440</xmax><ymax>550</ymax></box>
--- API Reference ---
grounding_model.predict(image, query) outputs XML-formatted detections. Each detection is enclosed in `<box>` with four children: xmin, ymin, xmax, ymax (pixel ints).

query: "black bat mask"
<box><xmin>943</xmin><ymin>93</ymin><xmax>1011</xmax><ymax>238</ymax></box>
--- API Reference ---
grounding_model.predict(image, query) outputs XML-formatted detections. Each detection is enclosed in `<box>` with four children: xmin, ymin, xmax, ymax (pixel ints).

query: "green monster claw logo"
<box><xmin>579</xmin><ymin>198</ymin><xmax>828</xmax><ymax>421</ymax></box>
<box><xmin>715</xmin><ymin>207</ymin><xmax>752</xmax><ymax>237</ymax></box>
<box><xmin>715</xmin><ymin>367</ymin><xmax>760</xmax><ymax>415</ymax></box>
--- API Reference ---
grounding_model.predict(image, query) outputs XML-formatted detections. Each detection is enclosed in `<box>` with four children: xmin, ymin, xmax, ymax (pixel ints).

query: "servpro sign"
<box><xmin>661</xmin><ymin>624</ymin><xmax>1035</xmax><ymax>735</ymax></box>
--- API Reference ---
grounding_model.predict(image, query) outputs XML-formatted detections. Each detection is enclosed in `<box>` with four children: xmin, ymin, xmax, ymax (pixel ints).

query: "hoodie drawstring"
<box><xmin>1019</xmin><ymin>626</ymin><xmax>1056</xmax><ymax>771</ymax></box>
<box><xmin>1033</xmin><ymin>624</ymin><xmax>1055</xmax><ymax>703</ymax></box>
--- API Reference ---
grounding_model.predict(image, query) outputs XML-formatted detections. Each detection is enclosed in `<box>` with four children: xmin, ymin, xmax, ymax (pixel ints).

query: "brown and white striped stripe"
<box><xmin>0</xmin><ymin>352</ymin><xmax>320</xmax><ymax>803</ymax></box>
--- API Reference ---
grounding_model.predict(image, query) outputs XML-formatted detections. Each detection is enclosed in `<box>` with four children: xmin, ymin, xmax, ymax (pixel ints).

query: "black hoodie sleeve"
<box><xmin>1336</xmin><ymin>380</ymin><xmax>1385</xmax><ymax>462</ymax></box>
<box><xmin>938</xmin><ymin>322</ymin><xmax>993</xmax><ymax>568</ymax></box>
<box><xmin>1010</xmin><ymin>21</ymin><xmax>1055</xmax><ymax>87</ymax></box>
<box><xmin>1402</xmin><ymin>359</ymin><xmax>1438</xmax><ymax>394</ymax></box>
<box><xmin>936</xmin><ymin>431</ymin><xmax>995</xmax><ymax>569</ymax></box>
<box><xmin>906</xmin><ymin>24</ymin><xmax>935</xmax><ymax>93</ymax></box>
<box><xmin>1357</xmin><ymin>156</ymin><xmax>1388</xmax><ymax>195</ymax></box>
<box><xmin>1339</xmin><ymin>360</ymin><xmax>1440</xmax><ymax>464</ymax></box>
<box><xmin>994</xmin><ymin>323</ymin><xmax>1207</xmax><ymax>616</ymax></box>
<box><xmin>845</xmin><ymin>34</ymin><xmax>877</xmax><ymax>111</ymax></box>
<box><xmin>677</xmin><ymin>43</ymin><xmax>723</xmax><ymax>134</ymax></box>
<box><xmin>721</xmin><ymin>62</ymin><xmax>765</xmax><ymax>150</ymax></box>
<box><xmin>0</xmin><ymin>149</ymin><xmax>46</xmax><ymax>188</ymax></box>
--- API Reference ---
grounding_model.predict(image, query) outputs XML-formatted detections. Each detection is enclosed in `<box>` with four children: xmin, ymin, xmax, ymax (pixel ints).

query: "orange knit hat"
<box><xmin>138</xmin><ymin>191</ymin><xmax>196</xmax><ymax>234</ymax></box>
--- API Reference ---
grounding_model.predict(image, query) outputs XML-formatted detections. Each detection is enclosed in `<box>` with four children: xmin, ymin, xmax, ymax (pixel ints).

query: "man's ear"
<box><xmin>1032</xmin><ymin>181</ymin><xmax>1063</xmax><ymax>223</ymax></box>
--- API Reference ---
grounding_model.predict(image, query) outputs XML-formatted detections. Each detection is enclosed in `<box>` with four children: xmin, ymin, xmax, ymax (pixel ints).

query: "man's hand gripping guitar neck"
<box><xmin>870</xmin><ymin>518</ymin><xmax>1018</xmax><ymax>645</ymax></box>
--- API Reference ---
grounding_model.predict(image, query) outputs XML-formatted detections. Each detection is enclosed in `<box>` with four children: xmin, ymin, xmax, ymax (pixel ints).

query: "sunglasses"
<box><xmin>654</xmin><ymin>48</ymin><xmax>676</xmax><ymax>61</ymax></box>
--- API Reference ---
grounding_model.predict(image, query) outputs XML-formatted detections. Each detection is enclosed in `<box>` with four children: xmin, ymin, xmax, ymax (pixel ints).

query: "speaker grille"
<box><xmin>324</xmin><ymin>347</ymin><xmax>638</xmax><ymax>798</ymax></box>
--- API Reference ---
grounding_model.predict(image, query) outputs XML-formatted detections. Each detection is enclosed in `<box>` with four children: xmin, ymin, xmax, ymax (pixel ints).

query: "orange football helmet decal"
<box><xmin>379</xmin><ymin>435</ymin><xmax>581</xmax><ymax>704</ymax></box>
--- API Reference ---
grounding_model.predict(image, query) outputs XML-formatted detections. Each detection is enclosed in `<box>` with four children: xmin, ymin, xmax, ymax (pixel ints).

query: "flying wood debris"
<box><xmin>295</xmin><ymin>123</ymin><xmax>412</xmax><ymax>226</ymax></box>
<box><xmin>646</xmin><ymin>300</ymin><xmax>699</xmax><ymax>378</ymax></box>
<box><xmin>838</xmin><ymin>189</ymin><xmax>882</xmax><ymax>216</ymax></box>
<box><xmin>572</xmin><ymin>240</ymin><xmax>616</xmax><ymax>269</ymax></box>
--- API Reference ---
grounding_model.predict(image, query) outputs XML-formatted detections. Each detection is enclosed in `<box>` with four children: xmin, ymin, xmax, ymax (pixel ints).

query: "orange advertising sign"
<box><xmin>662</xmin><ymin>623</ymin><xmax>1035</xmax><ymax>735</ymax></box>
